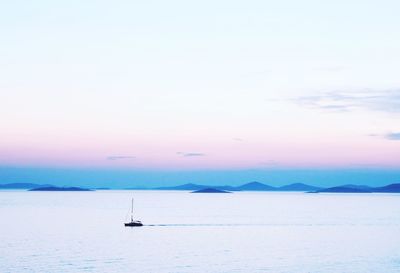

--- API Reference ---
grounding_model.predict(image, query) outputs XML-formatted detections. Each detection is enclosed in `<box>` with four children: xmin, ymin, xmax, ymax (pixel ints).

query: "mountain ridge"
<box><xmin>2</xmin><ymin>182</ymin><xmax>400</xmax><ymax>193</ymax></box>
<box><xmin>191</xmin><ymin>188</ymin><xmax>231</xmax><ymax>193</ymax></box>
<box><xmin>156</xmin><ymin>181</ymin><xmax>320</xmax><ymax>192</ymax></box>
<box><xmin>0</xmin><ymin>183</ymin><xmax>54</xmax><ymax>189</ymax></box>
<box><xmin>29</xmin><ymin>186</ymin><xmax>92</xmax><ymax>191</ymax></box>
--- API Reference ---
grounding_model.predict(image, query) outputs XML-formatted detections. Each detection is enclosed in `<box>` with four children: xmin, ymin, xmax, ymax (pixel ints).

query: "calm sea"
<box><xmin>1</xmin><ymin>190</ymin><xmax>399</xmax><ymax>273</ymax></box>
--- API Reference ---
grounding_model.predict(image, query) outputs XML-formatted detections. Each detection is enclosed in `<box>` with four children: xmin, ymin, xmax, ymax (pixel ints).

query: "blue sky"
<box><xmin>1</xmin><ymin>166</ymin><xmax>400</xmax><ymax>188</ymax></box>
<box><xmin>1</xmin><ymin>0</ymin><xmax>400</xmax><ymax>187</ymax></box>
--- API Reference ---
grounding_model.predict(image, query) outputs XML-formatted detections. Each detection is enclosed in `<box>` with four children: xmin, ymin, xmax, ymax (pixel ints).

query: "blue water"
<box><xmin>1</xmin><ymin>190</ymin><xmax>399</xmax><ymax>272</ymax></box>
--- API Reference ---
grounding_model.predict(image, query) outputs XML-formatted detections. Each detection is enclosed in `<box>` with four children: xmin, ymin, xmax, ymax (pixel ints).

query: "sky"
<box><xmin>1</xmin><ymin>0</ymin><xmax>400</xmax><ymax>187</ymax></box>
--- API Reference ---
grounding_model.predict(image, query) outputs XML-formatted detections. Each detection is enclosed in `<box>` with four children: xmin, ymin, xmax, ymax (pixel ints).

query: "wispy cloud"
<box><xmin>386</xmin><ymin>132</ymin><xmax>400</xmax><ymax>140</ymax></box>
<box><xmin>107</xmin><ymin>156</ymin><xmax>136</xmax><ymax>161</ymax></box>
<box><xmin>177</xmin><ymin>152</ymin><xmax>205</xmax><ymax>157</ymax></box>
<box><xmin>294</xmin><ymin>89</ymin><xmax>400</xmax><ymax>113</ymax></box>
<box><xmin>232</xmin><ymin>138</ymin><xmax>244</xmax><ymax>142</ymax></box>
<box><xmin>368</xmin><ymin>132</ymin><xmax>400</xmax><ymax>141</ymax></box>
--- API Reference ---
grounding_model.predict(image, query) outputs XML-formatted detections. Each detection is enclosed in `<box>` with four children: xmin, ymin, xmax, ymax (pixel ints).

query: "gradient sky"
<box><xmin>1</xmin><ymin>0</ymin><xmax>400</xmax><ymax>186</ymax></box>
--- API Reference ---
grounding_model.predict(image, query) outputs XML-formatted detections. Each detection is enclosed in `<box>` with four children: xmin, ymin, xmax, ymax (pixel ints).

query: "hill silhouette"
<box><xmin>373</xmin><ymin>183</ymin><xmax>400</xmax><ymax>193</ymax></box>
<box><xmin>235</xmin><ymin>182</ymin><xmax>276</xmax><ymax>191</ymax></box>
<box><xmin>278</xmin><ymin>183</ymin><xmax>321</xmax><ymax>191</ymax></box>
<box><xmin>29</xmin><ymin>186</ymin><xmax>91</xmax><ymax>191</ymax></box>
<box><xmin>191</xmin><ymin>188</ymin><xmax>231</xmax><ymax>193</ymax></box>
<box><xmin>315</xmin><ymin>186</ymin><xmax>372</xmax><ymax>193</ymax></box>
<box><xmin>0</xmin><ymin>183</ymin><xmax>53</xmax><ymax>189</ymax></box>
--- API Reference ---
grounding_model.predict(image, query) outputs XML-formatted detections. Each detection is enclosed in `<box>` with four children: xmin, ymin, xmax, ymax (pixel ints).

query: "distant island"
<box><xmin>235</xmin><ymin>182</ymin><xmax>276</xmax><ymax>191</ymax></box>
<box><xmin>278</xmin><ymin>183</ymin><xmax>321</xmax><ymax>191</ymax></box>
<box><xmin>311</xmin><ymin>183</ymin><xmax>400</xmax><ymax>193</ymax></box>
<box><xmin>314</xmin><ymin>186</ymin><xmax>372</xmax><ymax>193</ymax></box>
<box><xmin>0</xmin><ymin>183</ymin><xmax>95</xmax><ymax>191</ymax></box>
<box><xmin>374</xmin><ymin>183</ymin><xmax>400</xmax><ymax>193</ymax></box>
<box><xmin>29</xmin><ymin>186</ymin><xmax>92</xmax><ymax>191</ymax></box>
<box><xmin>0</xmin><ymin>183</ymin><xmax>54</xmax><ymax>189</ymax></box>
<box><xmin>191</xmin><ymin>188</ymin><xmax>231</xmax><ymax>193</ymax></box>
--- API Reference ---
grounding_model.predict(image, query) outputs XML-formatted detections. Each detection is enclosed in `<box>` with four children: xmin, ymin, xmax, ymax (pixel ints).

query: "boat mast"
<box><xmin>131</xmin><ymin>198</ymin><xmax>134</xmax><ymax>221</ymax></box>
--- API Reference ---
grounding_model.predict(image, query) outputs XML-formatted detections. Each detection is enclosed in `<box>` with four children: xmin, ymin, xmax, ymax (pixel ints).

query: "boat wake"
<box><xmin>145</xmin><ymin>223</ymin><xmax>277</xmax><ymax>227</ymax></box>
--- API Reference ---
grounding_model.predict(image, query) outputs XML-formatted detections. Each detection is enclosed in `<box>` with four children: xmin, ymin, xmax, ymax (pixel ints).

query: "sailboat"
<box><xmin>124</xmin><ymin>198</ymin><xmax>143</xmax><ymax>227</ymax></box>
